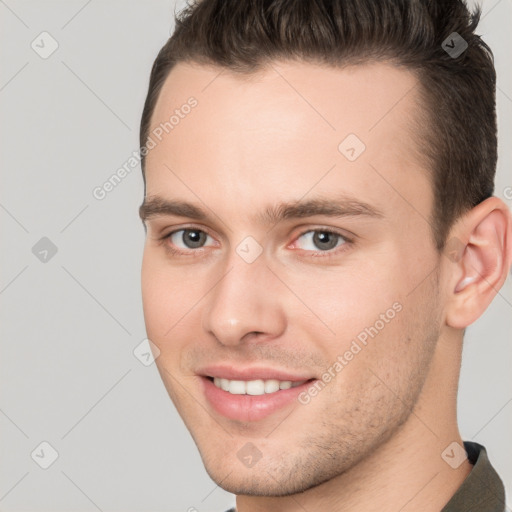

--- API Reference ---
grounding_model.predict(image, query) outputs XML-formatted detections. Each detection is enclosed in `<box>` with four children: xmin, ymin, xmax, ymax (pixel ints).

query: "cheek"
<box><xmin>141</xmin><ymin>260</ymin><xmax>168</xmax><ymax>337</ymax></box>
<box><xmin>285</xmin><ymin>263</ymin><xmax>399</xmax><ymax>339</ymax></box>
<box><xmin>289</xmin><ymin>259</ymin><xmax>423</xmax><ymax>384</ymax></box>
<box><xmin>141</xmin><ymin>251</ymin><xmax>202</xmax><ymax>338</ymax></box>
<box><xmin>141</xmin><ymin>257</ymin><xmax>186</xmax><ymax>350</ymax></box>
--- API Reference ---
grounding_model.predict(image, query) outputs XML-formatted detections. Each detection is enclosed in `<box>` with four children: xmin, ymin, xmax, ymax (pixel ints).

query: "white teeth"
<box><xmin>211</xmin><ymin>377</ymin><xmax>307</xmax><ymax>395</ymax></box>
<box><xmin>264</xmin><ymin>379</ymin><xmax>280</xmax><ymax>393</ymax></box>
<box><xmin>246</xmin><ymin>380</ymin><xmax>265</xmax><ymax>395</ymax></box>
<box><xmin>229</xmin><ymin>380</ymin><xmax>246</xmax><ymax>394</ymax></box>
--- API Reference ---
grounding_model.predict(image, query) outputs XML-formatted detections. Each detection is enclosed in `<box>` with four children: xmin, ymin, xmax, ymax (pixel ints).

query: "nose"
<box><xmin>201</xmin><ymin>253</ymin><xmax>287</xmax><ymax>347</ymax></box>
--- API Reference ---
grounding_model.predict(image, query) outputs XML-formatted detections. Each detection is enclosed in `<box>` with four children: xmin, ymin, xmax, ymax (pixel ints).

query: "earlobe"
<box><xmin>445</xmin><ymin>197</ymin><xmax>512</xmax><ymax>329</ymax></box>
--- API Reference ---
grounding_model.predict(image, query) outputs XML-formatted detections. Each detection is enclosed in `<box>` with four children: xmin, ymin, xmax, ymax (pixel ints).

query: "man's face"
<box><xmin>140</xmin><ymin>61</ymin><xmax>445</xmax><ymax>495</ymax></box>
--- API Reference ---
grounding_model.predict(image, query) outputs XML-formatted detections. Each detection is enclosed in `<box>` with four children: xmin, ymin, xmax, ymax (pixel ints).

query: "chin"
<box><xmin>205</xmin><ymin>470</ymin><xmax>299</xmax><ymax>497</ymax></box>
<box><xmin>200</xmin><ymin>452</ymin><xmax>336</xmax><ymax>497</ymax></box>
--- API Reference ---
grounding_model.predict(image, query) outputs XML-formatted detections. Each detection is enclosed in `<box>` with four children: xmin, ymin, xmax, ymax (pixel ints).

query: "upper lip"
<box><xmin>198</xmin><ymin>365</ymin><xmax>315</xmax><ymax>382</ymax></box>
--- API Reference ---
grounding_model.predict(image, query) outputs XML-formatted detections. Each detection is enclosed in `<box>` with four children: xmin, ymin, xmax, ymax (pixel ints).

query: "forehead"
<box><xmin>144</xmin><ymin>60</ymin><xmax>432</xmax><ymax>226</ymax></box>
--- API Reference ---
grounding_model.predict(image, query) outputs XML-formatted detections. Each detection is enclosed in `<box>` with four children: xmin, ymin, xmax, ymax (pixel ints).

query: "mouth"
<box><xmin>200</xmin><ymin>372</ymin><xmax>317</xmax><ymax>422</ymax></box>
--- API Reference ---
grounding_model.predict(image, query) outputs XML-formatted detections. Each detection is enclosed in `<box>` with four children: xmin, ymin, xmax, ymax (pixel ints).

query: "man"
<box><xmin>138</xmin><ymin>0</ymin><xmax>511</xmax><ymax>510</ymax></box>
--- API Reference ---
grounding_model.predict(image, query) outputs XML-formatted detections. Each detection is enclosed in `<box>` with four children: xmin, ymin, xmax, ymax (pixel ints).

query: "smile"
<box><xmin>201</xmin><ymin>374</ymin><xmax>317</xmax><ymax>422</ymax></box>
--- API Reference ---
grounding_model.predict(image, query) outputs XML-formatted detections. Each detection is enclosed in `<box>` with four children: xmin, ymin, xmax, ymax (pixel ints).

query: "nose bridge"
<box><xmin>201</xmin><ymin>248</ymin><xmax>285</xmax><ymax>346</ymax></box>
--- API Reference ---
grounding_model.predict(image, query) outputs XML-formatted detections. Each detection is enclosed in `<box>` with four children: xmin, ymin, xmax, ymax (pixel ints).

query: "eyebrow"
<box><xmin>139</xmin><ymin>194</ymin><xmax>384</xmax><ymax>225</ymax></box>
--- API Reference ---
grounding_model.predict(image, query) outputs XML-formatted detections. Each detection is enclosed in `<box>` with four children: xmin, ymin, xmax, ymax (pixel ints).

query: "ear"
<box><xmin>444</xmin><ymin>197</ymin><xmax>512</xmax><ymax>329</ymax></box>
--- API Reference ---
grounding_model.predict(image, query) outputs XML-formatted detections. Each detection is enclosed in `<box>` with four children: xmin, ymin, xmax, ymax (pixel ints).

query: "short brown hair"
<box><xmin>139</xmin><ymin>0</ymin><xmax>497</xmax><ymax>251</ymax></box>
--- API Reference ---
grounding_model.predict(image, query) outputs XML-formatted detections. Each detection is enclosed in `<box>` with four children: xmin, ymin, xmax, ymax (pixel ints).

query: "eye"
<box><xmin>167</xmin><ymin>228</ymin><xmax>216</xmax><ymax>251</ymax></box>
<box><xmin>293</xmin><ymin>229</ymin><xmax>348</xmax><ymax>254</ymax></box>
<box><xmin>160</xmin><ymin>226</ymin><xmax>351</xmax><ymax>258</ymax></box>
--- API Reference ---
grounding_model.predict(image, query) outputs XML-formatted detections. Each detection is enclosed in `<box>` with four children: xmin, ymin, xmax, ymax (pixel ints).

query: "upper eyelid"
<box><xmin>164</xmin><ymin>225</ymin><xmax>217</xmax><ymax>242</ymax></box>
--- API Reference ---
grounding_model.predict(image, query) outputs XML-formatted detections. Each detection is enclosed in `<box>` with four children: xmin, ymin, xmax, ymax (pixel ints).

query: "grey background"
<box><xmin>0</xmin><ymin>1</ymin><xmax>510</xmax><ymax>511</ymax></box>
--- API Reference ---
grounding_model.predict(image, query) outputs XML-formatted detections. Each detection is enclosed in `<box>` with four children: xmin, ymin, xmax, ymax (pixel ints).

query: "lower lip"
<box><xmin>201</xmin><ymin>377</ymin><xmax>316</xmax><ymax>422</ymax></box>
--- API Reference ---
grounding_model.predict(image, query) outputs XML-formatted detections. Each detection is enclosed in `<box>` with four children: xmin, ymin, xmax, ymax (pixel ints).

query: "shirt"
<box><xmin>224</xmin><ymin>441</ymin><xmax>506</xmax><ymax>511</ymax></box>
<box><xmin>442</xmin><ymin>441</ymin><xmax>506</xmax><ymax>511</ymax></box>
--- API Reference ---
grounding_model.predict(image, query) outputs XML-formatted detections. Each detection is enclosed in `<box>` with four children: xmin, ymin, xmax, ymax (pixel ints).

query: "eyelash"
<box><xmin>159</xmin><ymin>226</ymin><xmax>353</xmax><ymax>259</ymax></box>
